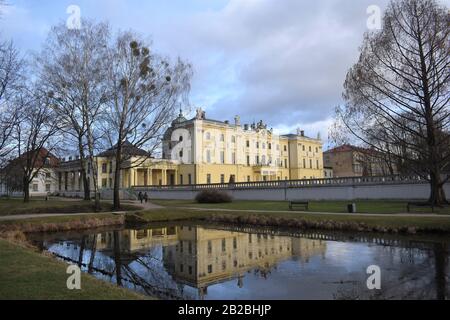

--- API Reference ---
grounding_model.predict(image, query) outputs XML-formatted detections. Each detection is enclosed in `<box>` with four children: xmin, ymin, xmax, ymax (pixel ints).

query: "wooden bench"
<box><xmin>407</xmin><ymin>202</ymin><xmax>449</xmax><ymax>213</ymax></box>
<box><xmin>289</xmin><ymin>201</ymin><xmax>309</xmax><ymax>211</ymax></box>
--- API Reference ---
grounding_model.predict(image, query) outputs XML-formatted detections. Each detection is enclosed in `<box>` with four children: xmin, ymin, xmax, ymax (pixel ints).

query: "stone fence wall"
<box><xmin>134</xmin><ymin>175</ymin><xmax>450</xmax><ymax>201</ymax></box>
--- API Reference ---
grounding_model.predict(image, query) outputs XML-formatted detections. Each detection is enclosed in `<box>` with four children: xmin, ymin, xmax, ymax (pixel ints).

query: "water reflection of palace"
<box><xmin>87</xmin><ymin>226</ymin><xmax>327</xmax><ymax>295</ymax></box>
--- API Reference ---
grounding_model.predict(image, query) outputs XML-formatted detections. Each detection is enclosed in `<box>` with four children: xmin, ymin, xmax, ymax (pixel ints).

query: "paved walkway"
<box><xmin>0</xmin><ymin>211</ymin><xmax>128</xmax><ymax>221</ymax></box>
<box><xmin>0</xmin><ymin>200</ymin><xmax>163</xmax><ymax>222</ymax></box>
<box><xmin>123</xmin><ymin>200</ymin><xmax>164</xmax><ymax>210</ymax></box>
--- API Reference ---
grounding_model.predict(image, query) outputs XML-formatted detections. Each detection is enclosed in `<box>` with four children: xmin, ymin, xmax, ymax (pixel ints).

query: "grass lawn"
<box><xmin>151</xmin><ymin>199</ymin><xmax>450</xmax><ymax>215</ymax></box>
<box><xmin>0</xmin><ymin>239</ymin><xmax>147</xmax><ymax>300</ymax></box>
<box><xmin>132</xmin><ymin>207</ymin><xmax>450</xmax><ymax>232</ymax></box>
<box><xmin>0</xmin><ymin>198</ymin><xmax>139</xmax><ymax>216</ymax></box>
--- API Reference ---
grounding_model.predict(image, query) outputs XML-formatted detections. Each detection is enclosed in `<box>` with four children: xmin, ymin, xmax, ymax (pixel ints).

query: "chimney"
<box><xmin>301</xmin><ymin>131</ymin><xmax>305</xmax><ymax>137</ymax></box>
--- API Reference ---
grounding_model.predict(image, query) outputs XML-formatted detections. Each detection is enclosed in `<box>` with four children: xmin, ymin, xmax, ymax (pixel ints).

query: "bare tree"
<box><xmin>0</xmin><ymin>40</ymin><xmax>22</xmax><ymax>167</ymax></box>
<box><xmin>37</xmin><ymin>21</ymin><xmax>110</xmax><ymax>206</ymax></box>
<box><xmin>335</xmin><ymin>0</ymin><xmax>449</xmax><ymax>205</ymax></box>
<box><xmin>104</xmin><ymin>32</ymin><xmax>192</xmax><ymax>209</ymax></box>
<box><xmin>12</xmin><ymin>87</ymin><xmax>61</xmax><ymax>202</ymax></box>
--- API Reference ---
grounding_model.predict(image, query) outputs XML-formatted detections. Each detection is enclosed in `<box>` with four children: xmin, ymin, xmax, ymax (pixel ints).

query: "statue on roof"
<box><xmin>195</xmin><ymin>108</ymin><xmax>206</xmax><ymax>120</ymax></box>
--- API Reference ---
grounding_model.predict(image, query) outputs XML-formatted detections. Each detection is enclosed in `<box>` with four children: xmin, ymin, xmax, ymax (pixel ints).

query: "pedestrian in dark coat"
<box><xmin>138</xmin><ymin>192</ymin><xmax>143</xmax><ymax>204</ymax></box>
<box><xmin>144</xmin><ymin>192</ymin><xmax>149</xmax><ymax>203</ymax></box>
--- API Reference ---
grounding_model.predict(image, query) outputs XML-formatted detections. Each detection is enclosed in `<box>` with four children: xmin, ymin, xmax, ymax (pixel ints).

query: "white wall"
<box><xmin>140</xmin><ymin>182</ymin><xmax>450</xmax><ymax>202</ymax></box>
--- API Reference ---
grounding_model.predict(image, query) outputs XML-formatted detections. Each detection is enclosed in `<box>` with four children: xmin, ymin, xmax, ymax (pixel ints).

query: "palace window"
<box><xmin>45</xmin><ymin>184</ymin><xmax>51</xmax><ymax>192</ymax></box>
<box><xmin>207</xmin><ymin>240</ymin><xmax>212</xmax><ymax>254</ymax></box>
<box><xmin>188</xmin><ymin>174</ymin><xmax>192</xmax><ymax>185</ymax></box>
<box><xmin>180</xmin><ymin>175</ymin><xmax>183</xmax><ymax>185</ymax></box>
<box><xmin>231</xmin><ymin>136</ymin><xmax>236</xmax><ymax>143</ymax></box>
<box><xmin>310</xmin><ymin>159</ymin><xmax>313</xmax><ymax>168</ymax></box>
<box><xmin>205</xmin><ymin>132</ymin><xmax>211</xmax><ymax>140</ymax></box>
<box><xmin>206</xmin><ymin>174</ymin><xmax>211</xmax><ymax>184</ymax></box>
<box><xmin>256</xmin><ymin>156</ymin><xmax>260</xmax><ymax>165</ymax></box>
<box><xmin>262</xmin><ymin>143</ymin><xmax>266</xmax><ymax>149</ymax></box>
<box><xmin>309</xmin><ymin>146</ymin><xmax>312</xmax><ymax>152</ymax></box>
<box><xmin>220</xmin><ymin>151</ymin><xmax>225</xmax><ymax>164</ymax></box>
<box><xmin>206</xmin><ymin>150</ymin><xmax>211</xmax><ymax>163</ymax></box>
<box><xmin>261</xmin><ymin>155</ymin><xmax>266</xmax><ymax>165</ymax></box>
<box><xmin>179</xmin><ymin>136</ymin><xmax>183</xmax><ymax>142</ymax></box>
<box><xmin>303</xmin><ymin>145</ymin><xmax>306</xmax><ymax>151</ymax></box>
<box><xmin>232</xmin><ymin>152</ymin><xmax>236</xmax><ymax>165</ymax></box>
<box><xmin>102</xmin><ymin>179</ymin><xmax>107</xmax><ymax>188</ymax></box>
<box><xmin>284</xmin><ymin>145</ymin><xmax>287</xmax><ymax>152</ymax></box>
<box><xmin>109</xmin><ymin>162</ymin><xmax>113</xmax><ymax>174</ymax></box>
<box><xmin>256</xmin><ymin>142</ymin><xmax>259</xmax><ymax>149</ymax></box>
<box><xmin>317</xmin><ymin>159</ymin><xmax>320</xmax><ymax>169</ymax></box>
<box><xmin>303</xmin><ymin>159</ymin><xmax>306</xmax><ymax>168</ymax></box>
<box><xmin>246</xmin><ymin>140</ymin><xmax>250</xmax><ymax>148</ymax></box>
<box><xmin>208</xmin><ymin>265</ymin><xmax>213</xmax><ymax>274</ymax></box>
<box><xmin>247</xmin><ymin>176</ymin><xmax>251</xmax><ymax>182</ymax></box>
<box><xmin>222</xmin><ymin>239</ymin><xmax>226</xmax><ymax>252</ymax></box>
<box><xmin>269</xmin><ymin>143</ymin><xmax>272</xmax><ymax>150</ymax></box>
<box><xmin>102</xmin><ymin>163</ymin><xmax>107</xmax><ymax>173</ymax></box>
<box><xmin>284</xmin><ymin>159</ymin><xmax>288</xmax><ymax>168</ymax></box>
<box><xmin>220</xmin><ymin>174</ymin><xmax>225</xmax><ymax>183</ymax></box>
<box><xmin>179</xmin><ymin>150</ymin><xmax>183</xmax><ymax>158</ymax></box>
<box><xmin>220</xmin><ymin>134</ymin><xmax>225</xmax><ymax>142</ymax></box>
<box><xmin>247</xmin><ymin>155</ymin><xmax>250</xmax><ymax>166</ymax></box>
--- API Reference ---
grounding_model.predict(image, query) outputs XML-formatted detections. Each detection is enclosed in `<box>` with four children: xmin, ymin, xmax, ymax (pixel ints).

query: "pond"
<box><xmin>27</xmin><ymin>222</ymin><xmax>450</xmax><ymax>300</ymax></box>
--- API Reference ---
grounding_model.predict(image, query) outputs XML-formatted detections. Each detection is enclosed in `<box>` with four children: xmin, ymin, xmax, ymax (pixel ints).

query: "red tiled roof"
<box><xmin>325</xmin><ymin>144</ymin><xmax>379</xmax><ymax>155</ymax></box>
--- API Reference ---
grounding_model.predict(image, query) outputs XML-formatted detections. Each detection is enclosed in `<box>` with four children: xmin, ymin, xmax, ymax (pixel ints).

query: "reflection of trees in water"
<box><xmin>52</xmin><ymin>231</ymin><xmax>190</xmax><ymax>300</ymax></box>
<box><xmin>334</xmin><ymin>243</ymin><xmax>448</xmax><ymax>300</ymax></box>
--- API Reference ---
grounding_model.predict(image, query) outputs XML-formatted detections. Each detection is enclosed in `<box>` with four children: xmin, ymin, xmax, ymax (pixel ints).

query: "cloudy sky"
<box><xmin>1</xmin><ymin>0</ymin><xmax>448</xmax><ymax>147</ymax></box>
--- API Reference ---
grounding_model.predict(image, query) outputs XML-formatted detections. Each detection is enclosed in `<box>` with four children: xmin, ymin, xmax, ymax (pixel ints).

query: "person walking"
<box><xmin>144</xmin><ymin>192</ymin><xmax>149</xmax><ymax>203</ymax></box>
<box><xmin>138</xmin><ymin>191</ymin><xmax>143</xmax><ymax>204</ymax></box>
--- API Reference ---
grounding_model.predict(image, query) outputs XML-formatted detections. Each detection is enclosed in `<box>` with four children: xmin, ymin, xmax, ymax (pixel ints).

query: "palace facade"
<box><xmin>160</xmin><ymin>109</ymin><xmax>324</xmax><ymax>186</ymax></box>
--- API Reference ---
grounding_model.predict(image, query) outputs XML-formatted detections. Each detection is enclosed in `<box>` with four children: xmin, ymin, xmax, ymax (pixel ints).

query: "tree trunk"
<box><xmin>94</xmin><ymin>191</ymin><xmax>101</xmax><ymax>212</ymax></box>
<box><xmin>429</xmin><ymin>170</ymin><xmax>447</xmax><ymax>206</ymax></box>
<box><xmin>113</xmin><ymin>143</ymin><xmax>122</xmax><ymax>210</ymax></box>
<box><xmin>78</xmin><ymin>138</ymin><xmax>90</xmax><ymax>201</ymax></box>
<box><xmin>23</xmin><ymin>176</ymin><xmax>30</xmax><ymax>203</ymax></box>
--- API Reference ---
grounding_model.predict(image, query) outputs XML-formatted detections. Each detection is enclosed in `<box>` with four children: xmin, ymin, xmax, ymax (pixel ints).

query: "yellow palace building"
<box><xmin>159</xmin><ymin>108</ymin><xmax>324</xmax><ymax>185</ymax></box>
<box><xmin>53</xmin><ymin>108</ymin><xmax>324</xmax><ymax>193</ymax></box>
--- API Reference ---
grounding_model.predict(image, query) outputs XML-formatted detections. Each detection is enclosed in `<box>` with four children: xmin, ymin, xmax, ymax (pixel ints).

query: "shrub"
<box><xmin>195</xmin><ymin>190</ymin><xmax>232</xmax><ymax>204</ymax></box>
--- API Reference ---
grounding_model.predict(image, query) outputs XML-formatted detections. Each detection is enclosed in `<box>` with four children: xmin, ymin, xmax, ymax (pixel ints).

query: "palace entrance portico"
<box><xmin>134</xmin><ymin>161</ymin><xmax>179</xmax><ymax>187</ymax></box>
